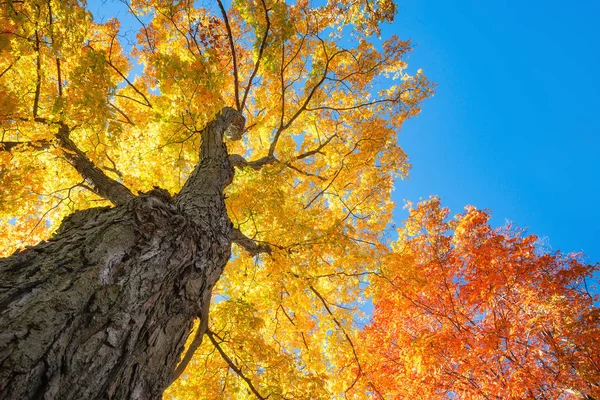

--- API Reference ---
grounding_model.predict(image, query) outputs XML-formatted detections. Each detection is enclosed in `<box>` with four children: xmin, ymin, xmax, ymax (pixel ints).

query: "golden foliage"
<box><xmin>3</xmin><ymin>1</ymin><xmax>596</xmax><ymax>399</ymax></box>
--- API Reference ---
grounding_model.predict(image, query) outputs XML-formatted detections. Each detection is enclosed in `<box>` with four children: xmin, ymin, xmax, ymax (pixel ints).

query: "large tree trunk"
<box><xmin>0</xmin><ymin>108</ymin><xmax>245</xmax><ymax>399</ymax></box>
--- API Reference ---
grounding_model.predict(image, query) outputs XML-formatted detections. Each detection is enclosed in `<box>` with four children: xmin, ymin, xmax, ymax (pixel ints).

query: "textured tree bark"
<box><xmin>0</xmin><ymin>108</ymin><xmax>244</xmax><ymax>399</ymax></box>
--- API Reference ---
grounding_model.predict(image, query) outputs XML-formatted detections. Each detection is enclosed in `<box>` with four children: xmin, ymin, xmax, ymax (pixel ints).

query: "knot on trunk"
<box><xmin>218</xmin><ymin>107</ymin><xmax>246</xmax><ymax>141</ymax></box>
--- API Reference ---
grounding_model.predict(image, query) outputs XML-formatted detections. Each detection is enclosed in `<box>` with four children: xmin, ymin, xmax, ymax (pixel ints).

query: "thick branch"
<box><xmin>229</xmin><ymin>154</ymin><xmax>324</xmax><ymax>180</ymax></box>
<box><xmin>206</xmin><ymin>329</ymin><xmax>267</xmax><ymax>400</ymax></box>
<box><xmin>55</xmin><ymin>123</ymin><xmax>135</xmax><ymax>205</ymax></box>
<box><xmin>228</xmin><ymin>154</ymin><xmax>276</xmax><ymax>170</ymax></box>
<box><xmin>199</xmin><ymin>107</ymin><xmax>245</xmax><ymax>160</ymax></box>
<box><xmin>55</xmin><ymin>58</ymin><xmax>63</xmax><ymax>97</ymax></box>
<box><xmin>230</xmin><ymin>227</ymin><xmax>272</xmax><ymax>256</ymax></box>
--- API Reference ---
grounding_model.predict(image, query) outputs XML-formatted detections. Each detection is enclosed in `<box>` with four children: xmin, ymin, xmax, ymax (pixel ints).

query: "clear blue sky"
<box><xmin>385</xmin><ymin>1</ymin><xmax>600</xmax><ymax>263</ymax></box>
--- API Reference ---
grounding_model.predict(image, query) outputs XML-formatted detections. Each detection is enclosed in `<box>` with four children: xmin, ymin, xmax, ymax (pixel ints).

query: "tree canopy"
<box><xmin>0</xmin><ymin>0</ymin><xmax>597</xmax><ymax>398</ymax></box>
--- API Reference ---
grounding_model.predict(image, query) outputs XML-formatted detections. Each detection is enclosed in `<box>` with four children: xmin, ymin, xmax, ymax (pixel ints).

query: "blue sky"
<box><xmin>385</xmin><ymin>1</ymin><xmax>600</xmax><ymax>263</ymax></box>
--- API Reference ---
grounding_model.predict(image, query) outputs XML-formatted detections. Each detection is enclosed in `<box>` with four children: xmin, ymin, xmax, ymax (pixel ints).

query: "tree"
<box><xmin>361</xmin><ymin>198</ymin><xmax>600</xmax><ymax>399</ymax></box>
<box><xmin>2</xmin><ymin>0</ymin><xmax>597</xmax><ymax>399</ymax></box>
<box><xmin>0</xmin><ymin>0</ymin><xmax>432</xmax><ymax>398</ymax></box>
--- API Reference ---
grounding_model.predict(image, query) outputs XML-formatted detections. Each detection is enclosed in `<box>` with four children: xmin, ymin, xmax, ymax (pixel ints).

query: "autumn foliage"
<box><xmin>0</xmin><ymin>0</ymin><xmax>598</xmax><ymax>398</ymax></box>
<box><xmin>362</xmin><ymin>198</ymin><xmax>600</xmax><ymax>399</ymax></box>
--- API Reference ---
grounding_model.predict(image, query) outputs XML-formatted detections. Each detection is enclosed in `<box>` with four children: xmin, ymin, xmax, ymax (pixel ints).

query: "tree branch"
<box><xmin>230</xmin><ymin>227</ymin><xmax>273</xmax><ymax>256</ymax></box>
<box><xmin>54</xmin><ymin>123</ymin><xmax>135</xmax><ymax>205</ymax></box>
<box><xmin>102</xmin><ymin>40</ymin><xmax>152</xmax><ymax>108</ymax></box>
<box><xmin>55</xmin><ymin>57</ymin><xmax>63</xmax><ymax>97</ymax></box>
<box><xmin>108</xmin><ymin>69</ymin><xmax>151</xmax><ymax>107</ymax></box>
<box><xmin>122</xmin><ymin>0</ymin><xmax>156</xmax><ymax>53</ymax></box>
<box><xmin>304</xmin><ymin>162</ymin><xmax>344</xmax><ymax>209</ymax></box>
<box><xmin>295</xmin><ymin>134</ymin><xmax>336</xmax><ymax>160</ymax></box>
<box><xmin>283</xmin><ymin>161</ymin><xmax>326</xmax><ymax>181</ymax></box>
<box><xmin>309</xmin><ymin>285</ymin><xmax>383</xmax><ymax>399</ymax></box>
<box><xmin>108</xmin><ymin>101</ymin><xmax>135</xmax><ymax>125</ymax></box>
<box><xmin>216</xmin><ymin>0</ymin><xmax>240</xmax><ymax>111</ymax></box>
<box><xmin>33</xmin><ymin>25</ymin><xmax>42</xmax><ymax>118</ymax></box>
<box><xmin>239</xmin><ymin>0</ymin><xmax>270</xmax><ymax>111</ymax></box>
<box><xmin>0</xmin><ymin>56</ymin><xmax>20</xmax><ymax>80</ymax></box>
<box><xmin>102</xmin><ymin>153</ymin><xmax>124</xmax><ymax>178</ymax></box>
<box><xmin>229</xmin><ymin>153</ymin><xmax>324</xmax><ymax>180</ymax></box>
<box><xmin>228</xmin><ymin>154</ymin><xmax>276</xmax><ymax>170</ymax></box>
<box><xmin>0</xmin><ymin>139</ymin><xmax>54</xmax><ymax>152</ymax></box>
<box><xmin>268</xmin><ymin>42</ymin><xmax>340</xmax><ymax>157</ymax></box>
<box><xmin>47</xmin><ymin>0</ymin><xmax>62</xmax><ymax>97</ymax></box>
<box><xmin>172</xmin><ymin>290</ymin><xmax>212</xmax><ymax>382</ymax></box>
<box><xmin>305</xmin><ymin>91</ymin><xmax>412</xmax><ymax>113</ymax></box>
<box><xmin>206</xmin><ymin>329</ymin><xmax>267</xmax><ymax>400</ymax></box>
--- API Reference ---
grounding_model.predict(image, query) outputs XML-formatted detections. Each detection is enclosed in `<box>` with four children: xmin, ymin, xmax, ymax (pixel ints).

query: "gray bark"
<box><xmin>0</xmin><ymin>108</ymin><xmax>245</xmax><ymax>399</ymax></box>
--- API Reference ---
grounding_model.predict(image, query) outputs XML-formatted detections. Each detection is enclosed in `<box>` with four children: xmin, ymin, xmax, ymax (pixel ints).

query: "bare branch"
<box><xmin>216</xmin><ymin>0</ymin><xmax>240</xmax><ymax>111</ymax></box>
<box><xmin>206</xmin><ymin>329</ymin><xmax>267</xmax><ymax>400</ymax></box>
<box><xmin>312</xmin><ymin>270</ymin><xmax>378</xmax><ymax>279</ymax></box>
<box><xmin>283</xmin><ymin>161</ymin><xmax>326</xmax><ymax>181</ymax></box>
<box><xmin>113</xmin><ymin>93</ymin><xmax>151</xmax><ymax>108</ymax></box>
<box><xmin>100</xmin><ymin>38</ymin><xmax>152</xmax><ymax>108</ymax></box>
<box><xmin>122</xmin><ymin>0</ymin><xmax>156</xmax><ymax>53</ymax></box>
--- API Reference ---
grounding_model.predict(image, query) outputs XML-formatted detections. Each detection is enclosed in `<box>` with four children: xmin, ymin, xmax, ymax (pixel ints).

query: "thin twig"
<box><xmin>206</xmin><ymin>329</ymin><xmax>267</xmax><ymax>400</ymax></box>
<box><xmin>216</xmin><ymin>0</ymin><xmax>240</xmax><ymax>111</ymax></box>
<box><xmin>33</xmin><ymin>13</ymin><xmax>42</xmax><ymax>118</ymax></box>
<box><xmin>240</xmin><ymin>0</ymin><xmax>271</xmax><ymax>111</ymax></box>
<box><xmin>309</xmin><ymin>285</ymin><xmax>384</xmax><ymax>399</ymax></box>
<box><xmin>0</xmin><ymin>56</ymin><xmax>20</xmax><ymax>80</ymax></box>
